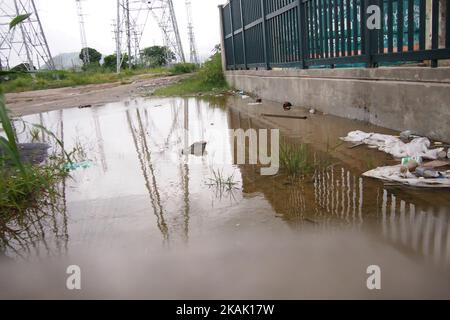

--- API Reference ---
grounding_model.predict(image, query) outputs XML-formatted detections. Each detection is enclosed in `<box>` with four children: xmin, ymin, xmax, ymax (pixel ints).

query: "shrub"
<box><xmin>169</xmin><ymin>63</ymin><xmax>198</xmax><ymax>75</ymax></box>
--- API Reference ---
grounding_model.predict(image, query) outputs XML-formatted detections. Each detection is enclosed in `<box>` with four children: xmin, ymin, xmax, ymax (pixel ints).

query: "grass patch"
<box><xmin>154</xmin><ymin>76</ymin><xmax>227</xmax><ymax>96</ymax></box>
<box><xmin>154</xmin><ymin>52</ymin><xmax>228</xmax><ymax>96</ymax></box>
<box><xmin>0</xmin><ymin>68</ymin><xmax>169</xmax><ymax>93</ymax></box>
<box><xmin>0</xmin><ymin>92</ymin><xmax>77</xmax><ymax>221</ymax></box>
<box><xmin>279</xmin><ymin>142</ymin><xmax>312</xmax><ymax>177</ymax></box>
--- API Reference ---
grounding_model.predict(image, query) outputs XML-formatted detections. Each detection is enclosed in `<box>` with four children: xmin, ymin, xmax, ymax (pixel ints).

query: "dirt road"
<box><xmin>5</xmin><ymin>73</ymin><xmax>189</xmax><ymax>116</ymax></box>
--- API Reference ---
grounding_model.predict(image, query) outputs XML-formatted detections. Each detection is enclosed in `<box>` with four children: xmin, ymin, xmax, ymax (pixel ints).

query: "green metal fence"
<box><xmin>220</xmin><ymin>0</ymin><xmax>450</xmax><ymax>69</ymax></box>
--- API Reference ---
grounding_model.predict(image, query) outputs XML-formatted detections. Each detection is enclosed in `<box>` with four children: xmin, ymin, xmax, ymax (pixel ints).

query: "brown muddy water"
<box><xmin>1</xmin><ymin>96</ymin><xmax>450</xmax><ymax>299</ymax></box>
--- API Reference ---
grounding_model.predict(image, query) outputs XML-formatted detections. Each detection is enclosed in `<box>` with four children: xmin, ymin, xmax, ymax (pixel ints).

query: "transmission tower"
<box><xmin>75</xmin><ymin>0</ymin><xmax>89</xmax><ymax>65</ymax></box>
<box><xmin>184</xmin><ymin>0</ymin><xmax>198</xmax><ymax>64</ymax></box>
<box><xmin>114</xmin><ymin>0</ymin><xmax>185</xmax><ymax>73</ymax></box>
<box><xmin>0</xmin><ymin>0</ymin><xmax>54</xmax><ymax>70</ymax></box>
<box><xmin>145</xmin><ymin>0</ymin><xmax>185</xmax><ymax>63</ymax></box>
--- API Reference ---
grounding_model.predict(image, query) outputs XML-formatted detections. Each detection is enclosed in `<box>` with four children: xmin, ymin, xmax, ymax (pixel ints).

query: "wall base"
<box><xmin>225</xmin><ymin>68</ymin><xmax>450</xmax><ymax>143</ymax></box>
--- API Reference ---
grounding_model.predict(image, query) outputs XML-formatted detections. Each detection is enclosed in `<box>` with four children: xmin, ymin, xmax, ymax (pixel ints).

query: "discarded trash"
<box><xmin>437</xmin><ymin>150</ymin><xmax>447</xmax><ymax>159</ymax></box>
<box><xmin>401</xmin><ymin>156</ymin><xmax>422</xmax><ymax>166</ymax></box>
<box><xmin>283</xmin><ymin>102</ymin><xmax>292</xmax><ymax>111</ymax></box>
<box><xmin>415</xmin><ymin>166</ymin><xmax>441</xmax><ymax>178</ymax></box>
<box><xmin>399</xmin><ymin>130</ymin><xmax>415</xmax><ymax>140</ymax></box>
<box><xmin>363</xmin><ymin>165</ymin><xmax>450</xmax><ymax>188</ymax></box>
<box><xmin>182</xmin><ymin>141</ymin><xmax>207</xmax><ymax>156</ymax></box>
<box><xmin>261</xmin><ymin>113</ymin><xmax>307</xmax><ymax>120</ymax></box>
<box><xmin>248</xmin><ymin>102</ymin><xmax>262</xmax><ymax>106</ymax></box>
<box><xmin>63</xmin><ymin>160</ymin><xmax>93</xmax><ymax>171</ymax></box>
<box><xmin>448</xmin><ymin>149</ymin><xmax>450</xmax><ymax>159</ymax></box>
<box><xmin>78</xmin><ymin>104</ymin><xmax>92</xmax><ymax>109</ymax></box>
<box><xmin>341</xmin><ymin>130</ymin><xmax>445</xmax><ymax>159</ymax></box>
<box><xmin>309</xmin><ymin>109</ymin><xmax>316</xmax><ymax>114</ymax></box>
<box><xmin>256</xmin><ymin>98</ymin><xmax>262</xmax><ymax>103</ymax></box>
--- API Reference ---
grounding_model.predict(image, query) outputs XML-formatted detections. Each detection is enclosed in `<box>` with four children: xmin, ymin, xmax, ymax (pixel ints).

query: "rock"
<box><xmin>256</xmin><ymin>98</ymin><xmax>262</xmax><ymax>103</ymax></box>
<box><xmin>399</xmin><ymin>130</ymin><xmax>414</xmax><ymax>141</ymax></box>
<box><xmin>415</xmin><ymin>167</ymin><xmax>441</xmax><ymax>178</ymax></box>
<box><xmin>400</xmin><ymin>165</ymin><xmax>408</xmax><ymax>175</ymax></box>
<box><xmin>1</xmin><ymin>143</ymin><xmax>50</xmax><ymax>165</ymax></box>
<box><xmin>406</xmin><ymin>160</ymin><xmax>419</xmax><ymax>172</ymax></box>
<box><xmin>181</xmin><ymin>141</ymin><xmax>207</xmax><ymax>156</ymax></box>
<box><xmin>437</xmin><ymin>150</ymin><xmax>447</xmax><ymax>159</ymax></box>
<box><xmin>283</xmin><ymin>102</ymin><xmax>292</xmax><ymax>111</ymax></box>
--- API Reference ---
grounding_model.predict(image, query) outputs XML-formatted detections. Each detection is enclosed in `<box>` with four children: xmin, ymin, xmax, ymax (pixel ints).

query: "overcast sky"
<box><xmin>35</xmin><ymin>0</ymin><xmax>226</xmax><ymax>62</ymax></box>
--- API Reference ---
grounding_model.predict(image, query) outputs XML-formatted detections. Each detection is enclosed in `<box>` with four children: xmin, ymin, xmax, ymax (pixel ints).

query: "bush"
<box><xmin>197</xmin><ymin>53</ymin><xmax>225</xmax><ymax>86</ymax></box>
<box><xmin>169</xmin><ymin>63</ymin><xmax>198</xmax><ymax>75</ymax></box>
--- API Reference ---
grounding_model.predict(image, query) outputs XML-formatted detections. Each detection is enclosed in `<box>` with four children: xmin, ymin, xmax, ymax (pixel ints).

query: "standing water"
<box><xmin>1</xmin><ymin>96</ymin><xmax>450</xmax><ymax>299</ymax></box>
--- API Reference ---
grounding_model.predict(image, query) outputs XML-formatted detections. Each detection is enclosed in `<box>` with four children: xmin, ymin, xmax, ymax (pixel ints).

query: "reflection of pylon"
<box><xmin>75</xmin><ymin>0</ymin><xmax>89</xmax><ymax>65</ymax></box>
<box><xmin>185</xmin><ymin>0</ymin><xmax>198</xmax><ymax>64</ymax></box>
<box><xmin>0</xmin><ymin>0</ymin><xmax>54</xmax><ymax>70</ymax></box>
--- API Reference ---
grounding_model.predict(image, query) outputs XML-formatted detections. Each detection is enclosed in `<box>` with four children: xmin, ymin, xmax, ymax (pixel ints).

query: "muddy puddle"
<box><xmin>1</xmin><ymin>96</ymin><xmax>450</xmax><ymax>299</ymax></box>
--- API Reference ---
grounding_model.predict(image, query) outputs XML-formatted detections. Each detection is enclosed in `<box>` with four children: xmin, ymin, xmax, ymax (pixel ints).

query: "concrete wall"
<box><xmin>225</xmin><ymin>68</ymin><xmax>450</xmax><ymax>143</ymax></box>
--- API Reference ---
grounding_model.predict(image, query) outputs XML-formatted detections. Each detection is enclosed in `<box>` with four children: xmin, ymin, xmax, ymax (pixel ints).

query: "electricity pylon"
<box><xmin>0</xmin><ymin>0</ymin><xmax>54</xmax><ymax>70</ymax></box>
<box><xmin>75</xmin><ymin>0</ymin><xmax>89</xmax><ymax>65</ymax></box>
<box><xmin>146</xmin><ymin>0</ymin><xmax>185</xmax><ymax>63</ymax></box>
<box><xmin>115</xmin><ymin>0</ymin><xmax>186</xmax><ymax>72</ymax></box>
<box><xmin>185</xmin><ymin>0</ymin><xmax>198</xmax><ymax>64</ymax></box>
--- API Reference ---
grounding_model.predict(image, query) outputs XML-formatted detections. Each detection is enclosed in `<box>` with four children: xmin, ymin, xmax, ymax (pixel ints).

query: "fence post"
<box><xmin>365</xmin><ymin>0</ymin><xmax>380</xmax><ymax>67</ymax></box>
<box><xmin>260</xmin><ymin>0</ymin><xmax>271</xmax><ymax>70</ymax></box>
<box><xmin>218</xmin><ymin>5</ymin><xmax>228</xmax><ymax>71</ymax></box>
<box><xmin>239</xmin><ymin>0</ymin><xmax>248</xmax><ymax>69</ymax></box>
<box><xmin>297</xmin><ymin>0</ymin><xmax>307</xmax><ymax>69</ymax></box>
<box><xmin>229</xmin><ymin>0</ymin><xmax>237</xmax><ymax>70</ymax></box>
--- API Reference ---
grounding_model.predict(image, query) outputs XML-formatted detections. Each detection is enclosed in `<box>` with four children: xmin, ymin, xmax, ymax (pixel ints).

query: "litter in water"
<box><xmin>363</xmin><ymin>165</ymin><xmax>450</xmax><ymax>188</ymax></box>
<box><xmin>181</xmin><ymin>141</ymin><xmax>207</xmax><ymax>156</ymax></box>
<box><xmin>341</xmin><ymin>130</ymin><xmax>445</xmax><ymax>160</ymax></box>
<box><xmin>64</xmin><ymin>160</ymin><xmax>93</xmax><ymax>171</ymax></box>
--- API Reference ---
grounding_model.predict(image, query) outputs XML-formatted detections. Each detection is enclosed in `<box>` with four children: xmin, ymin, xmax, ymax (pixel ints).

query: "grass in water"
<box><xmin>279</xmin><ymin>142</ymin><xmax>312</xmax><ymax>177</ymax></box>
<box><xmin>0</xmin><ymin>92</ymin><xmax>77</xmax><ymax>220</ymax></box>
<box><xmin>207</xmin><ymin>169</ymin><xmax>238</xmax><ymax>190</ymax></box>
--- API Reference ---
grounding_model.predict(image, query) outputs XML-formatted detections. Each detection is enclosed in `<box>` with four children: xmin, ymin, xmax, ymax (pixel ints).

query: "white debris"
<box><xmin>363</xmin><ymin>165</ymin><xmax>450</xmax><ymax>188</ymax></box>
<box><xmin>341</xmin><ymin>130</ymin><xmax>444</xmax><ymax>160</ymax></box>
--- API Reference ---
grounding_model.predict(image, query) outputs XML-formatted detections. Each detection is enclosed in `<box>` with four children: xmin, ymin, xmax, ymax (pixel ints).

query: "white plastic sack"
<box><xmin>363</xmin><ymin>165</ymin><xmax>450</xmax><ymax>188</ymax></box>
<box><xmin>341</xmin><ymin>130</ymin><xmax>444</xmax><ymax>159</ymax></box>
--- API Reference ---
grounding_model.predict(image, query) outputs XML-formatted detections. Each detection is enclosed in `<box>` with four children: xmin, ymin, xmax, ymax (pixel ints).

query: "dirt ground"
<box><xmin>4</xmin><ymin>73</ymin><xmax>189</xmax><ymax>116</ymax></box>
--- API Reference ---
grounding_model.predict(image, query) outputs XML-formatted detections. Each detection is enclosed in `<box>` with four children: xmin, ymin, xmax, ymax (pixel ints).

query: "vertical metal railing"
<box><xmin>221</xmin><ymin>0</ymin><xmax>450</xmax><ymax>70</ymax></box>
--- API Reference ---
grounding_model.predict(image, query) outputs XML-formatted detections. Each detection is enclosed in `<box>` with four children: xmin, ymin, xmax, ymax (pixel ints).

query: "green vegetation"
<box><xmin>169</xmin><ymin>63</ymin><xmax>198</xmax><ymax>75</ymax></box>
<box><xmin>154</xmin><ymin>51</ymin><xmax>228</xmax><ymax>96</ymax></box>
<box><xmin>0</xmin><ymin>68</ymin><xmax>167</xmax><ymax>93</ymax></box>
<box><xmin>279</xmin><ymin>143</ymin><xmax>312</xmax><ymax>177</ymax></box>
<box><xmin>141</xmin><ymin>46</ymin><xmax>176</xmax><ymax>68</ymax></box>
<box><xmin>207</xmin><ymin>168</ymin><xmax>238</xmax><ymax>191</ymax></box>
<box><xmin>79</xmin><ymin>47</ymin><xmax>102</xmax><ymax>68</ymax></box>
<box><xmin>0</xmin><ymin>91</ymin><xmax>77</xmax><ymax>219</ymax></box>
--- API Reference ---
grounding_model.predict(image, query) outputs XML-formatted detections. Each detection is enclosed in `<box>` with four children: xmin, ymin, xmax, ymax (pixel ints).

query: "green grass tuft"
<box><xmin>279</xmin><ymin>143</ymin><xmax>312</xmax><ymax>177</ymax></box>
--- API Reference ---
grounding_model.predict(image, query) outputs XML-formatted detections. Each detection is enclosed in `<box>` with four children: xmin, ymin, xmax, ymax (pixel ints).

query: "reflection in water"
<box><xmin>310</xmin><ymin>165</ymin><xmax>450</xmax><ymax>267</ymax></box>
<box><xmin>1</xmin><ymin>96</ymin><xmax>449</xmax><ymax>274</ymax></box>
<box><xmin>126</xmin><ymin>108</ymin><xmax>169</xmax><ymax>243</ymax></box>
